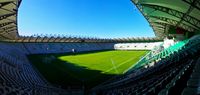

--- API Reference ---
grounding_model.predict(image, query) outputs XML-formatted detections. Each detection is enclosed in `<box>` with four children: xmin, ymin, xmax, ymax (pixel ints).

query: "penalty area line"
<box><xmin>105</xmin><ymin>57</ymin><xmax>136</xmax><ymax>73</ymax></box>
<box><xmin>110</xmin><ymin>58</ymin><xmax>119</xmax><ymax>74</ymax></box>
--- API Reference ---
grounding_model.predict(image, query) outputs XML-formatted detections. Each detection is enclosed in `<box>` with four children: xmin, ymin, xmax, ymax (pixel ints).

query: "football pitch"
<box><xmin>28</xmin><ymin>50</ymin><xmax>148</xmax><ymax>89</ymax></box>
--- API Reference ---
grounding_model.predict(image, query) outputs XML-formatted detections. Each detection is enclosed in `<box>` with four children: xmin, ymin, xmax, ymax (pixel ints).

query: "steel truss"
<box><xmin>141</xmin><ymin>4</ymin><xmax>200</xmax><ymax>30</ymax></box>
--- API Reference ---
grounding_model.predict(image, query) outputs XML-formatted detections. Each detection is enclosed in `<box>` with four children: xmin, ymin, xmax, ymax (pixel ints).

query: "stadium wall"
<box><xmin>114</xmin><ymin>42</ymin><xmax>162</xmax><ymax>50</ymax></box>
<box><xmin>0</xmin><ymin>42</ymin><xmax>115</xmax><ymax>54</ymax></box>
<box><xmin>22</xmin><ymin>43</ymin><xmax>115</xmax><ymax>54</ymax></box>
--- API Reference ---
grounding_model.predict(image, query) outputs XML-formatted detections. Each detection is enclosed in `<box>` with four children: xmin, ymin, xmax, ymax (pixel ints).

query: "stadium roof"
<box><xmin>0</xmin><ymin>0</ymin><xmax>21</xmax><ymax>40</ymax></box>
<box><xmin>1</xmin><ymin>0</ymin><xmax>199</xmax><ymax>42</ymax></box>
<box><xmin>131</xmin><ymin>0</ymin><xmax>200</xmax><ymax>38</ymax></box>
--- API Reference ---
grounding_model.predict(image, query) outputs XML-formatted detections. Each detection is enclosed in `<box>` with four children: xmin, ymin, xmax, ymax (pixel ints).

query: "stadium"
<box><xmin>0</xmin><ymin>0</ymin><xmax>200</xmax><ymax>95</ymax></box>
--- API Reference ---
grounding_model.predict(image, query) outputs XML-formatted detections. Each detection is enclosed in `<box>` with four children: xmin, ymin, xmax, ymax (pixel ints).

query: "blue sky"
<box><xmin>18</xmin><ymin>0</ymin><xmax>154</xmax><ymax>38</ymax></box>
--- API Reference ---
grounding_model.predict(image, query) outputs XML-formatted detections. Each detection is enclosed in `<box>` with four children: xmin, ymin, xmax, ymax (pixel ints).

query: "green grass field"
<box><xmin>28</xmin><ymin>50</ymin><xmax>148</xmax><ymax>89</ymax></box>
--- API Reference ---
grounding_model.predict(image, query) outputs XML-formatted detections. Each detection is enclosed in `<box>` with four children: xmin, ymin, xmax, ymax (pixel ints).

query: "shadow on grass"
<box><xmin>27</xmin><ymin>53</ymin><xmax>121</xmax><ymax>91</ymax></box>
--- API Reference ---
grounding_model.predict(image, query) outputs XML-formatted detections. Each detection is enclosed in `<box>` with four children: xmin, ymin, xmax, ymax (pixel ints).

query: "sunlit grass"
<box><xmin>58</xmin><ymin>50</ymin><xmax>148</xmax><ymax>74</ymax></box>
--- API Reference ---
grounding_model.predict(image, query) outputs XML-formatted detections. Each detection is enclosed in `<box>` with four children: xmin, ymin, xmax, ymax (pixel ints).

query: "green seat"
<box><xmin>190</xmin><ymin>73</ymin><xmax>200</xmax><ymax>79</ymax></box>
<box><xmin>187</xmin><ymin>79</ymin><xmax>200</xmax><ymax>87</ymax></box>
<box><xmin>190</xmin><ymin>75</ymin><xmax>200</xmax><ymax>79</ymax></box>
<box><xmin>166</xmin><ymin>82</ymin><xmax>175</xmax><ymax>89</ymax></box>
<box><xmin>182</xmin><ymin>87</ymin><xmax>200</xmax><ymax>95</ymax></box>
<box><xmin>158</xmin><ymin>89</ymin><xmax>168</xmax><ymax>95</ymax></box>
<box><xmin>132</xmin><ymin>39</ymin><xmax>189</xmax><ymax>70</ymax></box>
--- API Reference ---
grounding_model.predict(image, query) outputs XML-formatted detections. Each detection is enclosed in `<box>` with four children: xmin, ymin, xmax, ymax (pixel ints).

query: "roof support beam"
<box><xmin>0</xmin><ymin>7</ymin><xmax>16</xmax><ymax>13</ymax></box>
<box><xmin>0</xmin><ymin>28</ymin><xmax>16</xmax><ymax>34</ymax></box>
<box><xmin>35</xmin><ymin>37</ymin><xmax>39</xmax><ymax>42</ymax></box>
<box><xmin>43</xmin><ymin>37</ymin><xmax>49</xmax><ymax>42</ymax></box>
<box><xmin>53</xmin><ymin>37</ymin><xmax>59</xmax><ymax>42</ymax></box>
<box><xmin>57</xmin><ymin>38</ymin><xmax>63</xmax><ymax>42</ymax></box>
<box><xmin>0</xmin><ymin>13</ymin><xmax>16</xmax><ymax>20</ymax></box>
<box><xmin>1</xmin><ymin>31</ymin><xmax>15</xmax><ymax>39</ymax></box>
<box><xmin>0</xmin><ymin>34</ymin><xmax>11</xmax><ymax>40</ymax></box>
<box><xmin>65</xmin><ymin>38</ymin><xmax>70</xmax><ymax>42</ymax></box>
<box><xmin>27</xmin><ymin>36</ymin><xmax>32</xmax><ymax>42</ymax></box>
<box><xmin>149</xmin><ymin>16</ymin><xmax>195</xmax><ymax>32</ymax></box>
<box><xmin>0</xmin><ymin>22</ymin><xmax>15</xmax><ymax>27</ymax></box>
<box><xmin>177</xmin><ymin>0</ymin><xmax>198</xmax><ymax>28</ymax></box>
<box><xmin>141</xmin><ymin>4</ymin><xmax>200</xmax><ymax>30</ymax></box>
<box><xmin>47</xmin><ymin>37</ymin><xmax>54</xmax><ymax>42</ymax></box>
<box><xmin>151</xmin><ymin>22</ymin><xmax>167</xmax><ymax>26</ymax></box>
<box><xmin>20</xmin><ymin>37</ymin><xmax>26</xmax><ymax>42</ymax></box>
<box><xmin>0</xmin><ymin>0</ymin><xmax>19</xmax><ymax>41</ymax></box>
<box><xmin>58</xmin><ymin>37</ymin><xmax>65</xmax><ymax>42</ymax></box>
<box><xmin>40</xmin><ymin>36</ymin><xmax>46</xmax><ymax>42</ymax></box>
<box><xmin>183</xmin><ymin>0</ymin><xmax>200</xmax><ymax>11</ymax></box>
<box><xmin>151</xmin><ymin>22</ymin><xmax>167</xmax><ymax>34</ymax></box>
<box><xmin>0</xmin><ymin>26</ymin><xmax>16</xmax><ymax>30</ymax></box>
<box><xmin>0</xmin><ymin>1</ymin><xmax>13</xmax><ymax>8</ymax></box>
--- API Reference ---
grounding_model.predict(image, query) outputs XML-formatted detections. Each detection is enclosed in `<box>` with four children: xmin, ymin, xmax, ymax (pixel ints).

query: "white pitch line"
<box><xmin>89</xmin><ymin>56</ymin><xmax>137</xmax><ymax>81</ymax></box>
<box><xmin>123</xmin><ymin>52</ymin><xmax>149</xmax><ymax>74</ymax></box>
<box><xmin>105</xmin><ymin>57</ymin><xmax>136</xmax><ymax>73</ymax></box>
<box><xmin>110</xmin><ymin>58</ymin><xmax>119</xmax><ymax>74</ymax></box>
